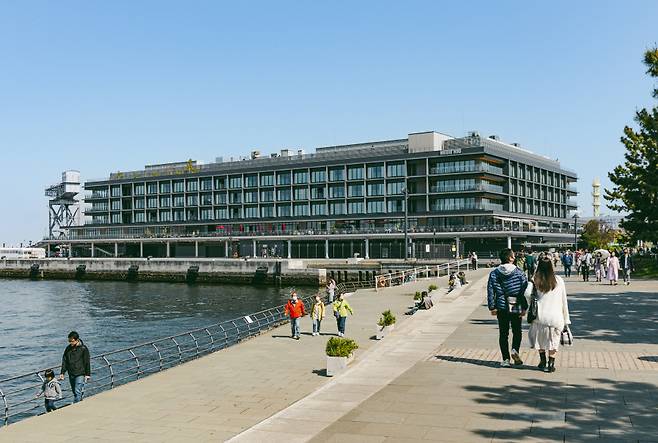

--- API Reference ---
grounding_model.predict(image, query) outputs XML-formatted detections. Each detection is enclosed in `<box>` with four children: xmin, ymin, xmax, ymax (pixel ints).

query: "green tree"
<box><xmin>605</xmin><ymin>47</ymin><xmax>658</xmax><ymax>242</ymax></box>
<box><xmin>580</xmin><ymin>219</ymin><xmax>618</xmax><ymax>250</ymax></box>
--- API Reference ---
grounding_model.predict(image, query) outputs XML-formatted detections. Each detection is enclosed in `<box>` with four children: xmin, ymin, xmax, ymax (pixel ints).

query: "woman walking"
<box><xmin>607</xmin><ymin>251</ymin><xmax>620</xmax><ymax>285</ymax></box>
<box><xmin>310</xmin><ymin>294</ymin><xmax>325</xmax><ymax>336</ymax></box>
<box><xmin>332</xmin><ymin>293</ymin><xmax>354</xmax><ymax>337</ymax></box>
<box><xmin>525</xmin><ymin>256</ymin><xmax>571</xmax><ymax>373</ymax></box>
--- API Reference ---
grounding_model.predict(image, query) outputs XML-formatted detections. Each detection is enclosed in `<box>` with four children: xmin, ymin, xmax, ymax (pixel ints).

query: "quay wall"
<box><xmin>0</xmin><ymin>258</ymin><xmax>325</xmax><ymax>286</ymax></box>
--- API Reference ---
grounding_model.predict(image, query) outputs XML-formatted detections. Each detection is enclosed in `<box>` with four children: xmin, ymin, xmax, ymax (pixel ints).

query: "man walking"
<box><xmin>284</xmin><ymin>291</ymin><xmax>306</xmax><ymax>340</ymax></box>
<box><xmin>487</xmin><ymin>248</ymin><xmax>529</xmax><ymax>368</ymax></box>
<box><xmin>562</xmin><ymin>251</ymin><xmax>573</xmax><ymax>277</ymax></box>
<box><xmin>59</xmin><ymin>331</ymin><xmax>91</xmax><ymax>403</ymax></box>
<box><xmin>524</xmin><ymin>251</ymin><xmax>536</xmax><ymax>279</ymax></box>
<box><xmin>581</xmin><ymin>249</ymin><xmax>592</xmax><ymax>282</ymax></box>
<box><xmin>620</xmin><ymin>248</ymin><xmax>634</xmax><ymax>285</ymax></box>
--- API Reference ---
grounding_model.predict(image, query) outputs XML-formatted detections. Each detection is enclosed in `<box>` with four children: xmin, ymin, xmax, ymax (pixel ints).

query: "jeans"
<box><xmin>496</xmin><ymin>311</ymin><xmax>522</xmax><ymax>361</ymax></box>
<box><xmin>564</xmin><ymin>265</ymin><xmax>572</xmax><ymax>277</ymax></box>
<box><xmin>290</xmin><ymin>317</ymin><xmax>301</xmax><ymax>337</ymax></box>
<box><xmin>623</xmin><ymin>268</ymin><xmax>631</xmax><ymax>283</ymax></box>
<box><xmin>312</xmin><ymin>318</ymin><xmax>322</xmax><ymax>334</ymax></box>
<box><xmin>336</xmin><ymin>316</ymin><xmax>347</xmax><ymax>334</ymax></box>
<box><xmin>45</xmin><ymin>399</ymin><xmax>57</xmax><ymax>412</ymax></box>
<box><xmin>69</xmin><ymin>375</ymin><xmax>86</xmax><ymax>403</ymax></box>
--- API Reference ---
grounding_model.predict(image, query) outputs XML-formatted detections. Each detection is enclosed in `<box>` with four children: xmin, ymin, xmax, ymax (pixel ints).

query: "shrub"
<box><xmin>414</xmin><ymin>291</ymin><xmax>422</xmax><ymax>300</ymax></box>
<box><xmin>377</xmin><ymin>309</ymin><xmax>397</xmax><ymax>327</ymax></box>
<box><xmin>428</xmin><ymin>284</ymin><xmax>438</xmax><ymax>292</ymax></box>
<box><xmin>325</xmin><ymin>337</ymin><xmax>359</xmax><ymax>357</ymax></box>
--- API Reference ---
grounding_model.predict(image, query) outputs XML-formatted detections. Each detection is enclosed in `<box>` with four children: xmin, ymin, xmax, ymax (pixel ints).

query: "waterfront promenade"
<box><xmin>2</xmin><ymin>271</ymin><xmax>657</xmax><ymax>442</ymax></box>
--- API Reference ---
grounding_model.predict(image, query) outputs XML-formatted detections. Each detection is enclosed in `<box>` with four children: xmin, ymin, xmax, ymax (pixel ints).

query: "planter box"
<box><xmin>326</xmin><ymin>353</ymin><xmax>354</xmax><ymax>376</ymax></box>
<box><xmin>376</xmin><ymin>324</ymin><xmax>395</xmax><ymax>340</ymax></box>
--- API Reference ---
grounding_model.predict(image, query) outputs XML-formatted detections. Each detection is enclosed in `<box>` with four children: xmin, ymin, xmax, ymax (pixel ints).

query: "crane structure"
<box><xmin>45</xmin><ymin>170</ymin><xmax>81</xmax><ymax>239</ymax></box>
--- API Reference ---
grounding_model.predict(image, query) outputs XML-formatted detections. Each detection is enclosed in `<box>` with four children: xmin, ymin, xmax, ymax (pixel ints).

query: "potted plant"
<box><xmin>428</xmin><ymin>283</ymin><xmax>438</xmax><ymax>292</ymax></box>
<box><xmin>414</xmin><ymin>291</ymin><xmax>422</xmax><ymax>300</ymax></box>
<box><xmin>376</xmin><ymin>309</ymin><xmax>396</xmax><ymax>340</ymax></box>
<box><xmin>325</xmin><ymin>337</ymin><xmax>359</xmax><ymax>376</ymax></box>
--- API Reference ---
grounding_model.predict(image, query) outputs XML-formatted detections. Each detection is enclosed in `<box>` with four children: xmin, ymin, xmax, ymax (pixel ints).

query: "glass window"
<box><xmin>245</xmin><ymin>206</ymin><xmax>259</xmax><ymax>218</ymax></box>
<box><xmin>173</xmin><ymin>209</ymin><xmax>185</xmax><ymax>221</ymax></box>
<box><xmin>186</xmin><ymin>180</ymin><xmax>198</xmax><ymax>192</ymax></box>
<box><xmin>214</xmin><ymin>193</ymin><xmax>227</xmax><ymax>204</ymax></box>
<box><xmin>200</xmin><ymin>193</ymin><xmax>212</xmax><ymax>206</ymax></box>
<box><xmin>244</xmin><ymin>190</ymin><xmax>258</xmax><ymax>203</ymax></box>
<box><xmin>260</xmin><ymin>205</ymin><xmax>274</xmax><ymax>218</ymax></box>
<box><xmin>311</xmin><ymin>202</ymin><xmax>326</xmax><ymax>215</ymax></box>
<box><xmin>348</xmin><ymin>201</ymin><xmax>364</xmax><ymax>214</ymax></box>
<box><xmin>229</xmin><ymin>191</ymin><xmax>242</xmax><ymax>204</ymax></box>
<box><xmin>200</xmin><ymin>208</ymin><xmax>213</xmax><ymax>220</ymax></box>
<box><xmin>215</xmin><ymin>207</ymin><xmax>228</xmax><ymax>219</ymax></box>
<box><xmin>329</xmin><ymin>184</ymin><xmax>345</xmax><ymax>198</ymax></box>
<box><xmin>260</xmin><ymin>189</ymin><xmax>274</xmax><ymax>202</ymax></box>
<box><xmin>311</xmin><ymin>186</ymin><xmax>326</xmax><ymax>199</ymax></box>
<box><xmin>134</xmin><ymin>183</ymin><xmax>145</xmax><ymax>196</ymax></box>
<box><xmin>310</xmin><ymin>168</ymin><xmax>326</xmax><ymax>183</ymax></box>
<box><xmin>293</xmin><ymin>170</ymin><xmax>308</xmax><ymax>184</ymax></box>
<box><xmin>173</xmin><ymin>180</ymin><xmax>184</xmax><ymax>193</ymax></box>
<box><xmin>293</xmin><ymin>203</ymin><xmax>309</xmax><ymax>216</ymax></box>
<box><xmin>146</xmin><ymin>182</ymin><xmax>158</xmax><ymax>194</ymax></box>
<box><xmin>277</xmin><ymin>204</ymin><xmax>291</xmax><ymax>217</ymax></box>
<box><xmin>134</xmin><ymin>198</ymin><xmax>145</xmax><ymax>209</ymax></box>
<box><xmin>260</xmin><ymin>173</ymin><xmax>274</xmax><ymax>186</ymax></box>
<box><xmin>173</xmin><ymin>195</ymin><xmax>184</xmax><ymax>207</ymax></box>
<box><xmin>347</xmin><ymin>165</ymin><xmax>364</xmax><ymax>180</ymax></box>
<box><xmin>134</xmin><ymin>212</ymin><xmax>145</xmax><ymax>223</ymax></box>
<box><xmin>159</xmin><ymin>196</ymin><xmax>170</xmax><ymax>208</ymax></box>
<box><xmin>186</xmin><ymin>195</ymin><xmax>198</xmax><ymax>206</ymax></box>
<box><xmin>111</xmin><ymin>200</ymin><xmax>121</xmax><ymax>210</ymax></box>
<box><xmin>200</xmin><ymin>177</ymin><xmax>213</xmax><ymax>190</ymax></box>
<box><xmin>159</xmin><ymin>181</ymin><xmax>171</xmax><ymax>193</ymax></box>
<box><xmin>214</xmin><ymin>176</ymin><xmax>226</xmax><ymax>190</ymax></box>
<box><xmin>328</xmin><ymin>167</ymin><xmax>344</xmax><ymax>181</ymax></box>
<box><xmin>386</xmin><ymin>162</ymin><xmax>406</xmax><ymax>177</ymax></box>
<box><xmin>329</xmin><ymin>202</ymin><xmax>346</xmax><ymax>215</ymax></box>
<box><xmin>367</xmin><ymin>199</ymin><xmax>385</xmax><ymax>213</ymax></box>
<box><xmin>277</xmin><ymin>189</ymin><xmax>291</xmax><ymax>201</ymax></box>
<box><xmin>159</xmin><ymin>210</ymin><xmax>171</xmax><ymax>222</ymax></box>
<box><xmin>386</xmin><ymin>181</ymin><xmax>405</xmax><ymax>195</ymax></box>
<box><xmin>146</xmin><ymin>197</ymin><xmax>158</xmax><ymax>208</ymax></box>
<box><xmin>229</xmin><ymin>207</ymin><xmax>242</xmax><ymax>219</ymax></box>
<box><xmin>110</xmin><ymin>186</ymin><xmax>121</xmax><ymax>197</ymax></box>
<box><xmin>387</xmin><ymin>199</ymin><xmax>403</xmax><ymax>213</ymax></box>
<box><xmin>348</xmin><ymin>183</ymin><xmax>364</xmax><ymax>197</ymax></box>
<box><xmin>293</xmin><ymin>187</ymin><xmax>308</xmax><ymax>200</ymax></box>
<box><xmin>367</xmin><ymin>164</ymin><xmax>384</xmax><ymax>179</ymax></box>
<box><xmin>244</xmin><ymin>174</ymin><xmax>258</xmax><ymax>188</ymax></box>
<box><xmin>367</xmin><ymin>182</ymin><xmax>384</xmax><ymax>196</ymax></box>
<box><xmin>228</xmin><ymin>175</ymin><xmax>242</xmax><ymax>189</ymax></box>
<box><xmin>431</xmin><ymin>197</ymin><xmax>477</xmax><ymax>211</ymax></box>
<box><xmin>276</xmin><ymin>171</ymin><xmax>291</xmax><ymax>185</ymax></box>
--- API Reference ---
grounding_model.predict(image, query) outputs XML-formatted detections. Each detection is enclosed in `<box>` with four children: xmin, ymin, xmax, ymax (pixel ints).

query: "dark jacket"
<box><xmin>620</xmin><ymin>253</ymin><xmax>634</xmax><ymax>270</ymax></box>
<box><xmin>487</xmin><ymin>264</ymin><xmax>529</xmax><ymax>312</ymax></box>
<box><xmin>61</xmin><ymin>341</ymin><xmax>91</xmax><ymax>377</ymax></box>
<box><xmin>562</xmin><ymin>254</ymin><xmax>573</xmax><ymax>266</ymax></box>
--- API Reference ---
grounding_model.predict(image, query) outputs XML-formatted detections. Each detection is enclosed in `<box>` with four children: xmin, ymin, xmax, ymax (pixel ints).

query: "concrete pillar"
<box><xmin>140</xmin><ymin>242</ymin><xmax>144</xmax><ymax>258</ymax></box>
<box><xmin>365</xmin><ymin>238</ymin><xmax>370</xmax><ymax>259</ymax></box>
<box><xmin>166</xmin><ymin>241</ymin><xmax>171</xmax><ymax>258</ymax></box>
<box><xmin>455</xmin><ymin>237</ymin><xmax>460</xmax><ymax>259</ymax></box>
<box><xmin>224</xmin><ymin>240</ymin><xmax>229</xmax><ymax>258</ymax></box>
<box><xmin>91</xmin><ymin>243</ymin><xmax>95</xmax><ymax>258</ymax></box>
<box><xmin>252</xmin><ymin>239</ymin><xmax>257</xmax><ymax>257</ymax></box>
<box><xmin>114</xmin><ymin>243</ymin><xmax>118</xmax><ymax>258</ymax></box>
<box><xmin>195</xmin><ymin>241</ymin><xmax>199</xmax><ymax>258</ymax></box>
<box><xmin>287</xmin><ymin>240</ymin><xmax>292</xmax><ymax>259</ymax></box>
<box><xmin>47</xmin><ymin>243</ymin><xmax>51</xmax><ymax>257</ymax></box>
<box><xmin>507</xmin><ymin>236</ymin><xmax>512</xmax><ymax>249</ymax></box>
<box><xmin>325</xmin><ymin>239</ymin><xmax>329</xmax><ymax>259</ymax></box>
<box><xmin>69</xmin><ymin>244</ymin><xmax>73</xmax><ymax>258</ymax></box>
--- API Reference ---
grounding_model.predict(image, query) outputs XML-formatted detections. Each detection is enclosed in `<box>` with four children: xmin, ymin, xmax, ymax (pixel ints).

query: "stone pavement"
<box><xmin>307</xmin><ymin>276</ymin><xmax>658</xmax><ymax>443</ymax></box>
<box><xmin>0</xmin><ymin>273</ymin><xmax>458</xmax><ymax>443</ymax></box>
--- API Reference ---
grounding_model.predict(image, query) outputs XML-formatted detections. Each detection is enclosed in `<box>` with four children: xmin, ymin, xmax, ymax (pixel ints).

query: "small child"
<box><xmin>35</xmin><ymin>369</ymin><xmax>62</xmax><ymax>412</ymax></box>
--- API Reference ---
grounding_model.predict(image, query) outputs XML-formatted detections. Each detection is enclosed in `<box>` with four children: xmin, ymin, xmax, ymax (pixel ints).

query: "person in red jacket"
<box><xmin>284</xmin><ymin>291</ymin><xmax>306</xmax><ymax>340</ymax></box>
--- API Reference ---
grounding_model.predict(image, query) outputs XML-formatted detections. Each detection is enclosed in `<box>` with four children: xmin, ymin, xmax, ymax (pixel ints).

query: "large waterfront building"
<box><xmin>51</xmin><ymin>131</ymin><xmax>578</xmax><ymax>259</ymax></box>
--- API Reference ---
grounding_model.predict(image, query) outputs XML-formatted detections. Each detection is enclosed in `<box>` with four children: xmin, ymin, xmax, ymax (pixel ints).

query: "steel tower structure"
<box><xmin>45</xmin><ymin>170</ymin><xmax>81</xmax><ymax>238</ymax></box>
<box><xmin>592</xmin><ymin>177</ymin><xmax>601</xmax><ymax>217</ymax></box>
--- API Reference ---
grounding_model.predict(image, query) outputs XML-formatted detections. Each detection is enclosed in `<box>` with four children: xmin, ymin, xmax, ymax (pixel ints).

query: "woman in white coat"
<box><xmin>525</xmin><ymin>256</ymin><xmax>571</xmax><ymax>373</ymax></box>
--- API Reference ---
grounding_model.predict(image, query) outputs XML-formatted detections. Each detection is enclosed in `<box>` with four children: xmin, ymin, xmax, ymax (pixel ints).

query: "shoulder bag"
<box><xmin>560</xmin><ymin>325</ymin><xmax>573</xmax><ymax>346</ymax></box>
<box><xmin>527</xmin><ymin>285</ymin><xmax>538</xmax><ymax>323</ymax></box>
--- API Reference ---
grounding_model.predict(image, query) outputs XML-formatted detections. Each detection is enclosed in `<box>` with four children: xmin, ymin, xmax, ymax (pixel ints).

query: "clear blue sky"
<box><xmin>1</xmin><ymin>1</ymin><xmax>656</xmax><ymax>245</ymax></box>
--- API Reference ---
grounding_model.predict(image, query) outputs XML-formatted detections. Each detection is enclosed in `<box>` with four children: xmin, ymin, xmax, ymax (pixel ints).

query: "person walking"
<box><xmin>581</xmin><ymin>249</ymin><xmax>592</xmax><ymax>282</ymax></box>
<box><xmin>562</xmin><ymin>251</ymin><xmax>573</xmax><ymax>278</ymax></box>
<box><xmin>332</xmin><ymin>293</ymin><xmax>354</xmax><ymax>337</ymax></box>
<box><xmin>525</xmin><ymin>256</ymin><xmax>571</xmax><ymax>373</ymax></box>
<box><xmin>525</xmin><ymin>251</ymin><xmax>536</xmax><ymax>280</ymax></box>
<box><xmin>594</xmin><ymin>252</ymin><xmax>604</xmax><ymax>282</ymax></box>
<box><xmin>35</xmin><ymin>369</ymin><xmax>62</xmax><ymax>412</ymax></box>
<box><xmin>487</xmin><ymin>248</ymin><xmax>529</xmax><ymax>368</ymax></box>
<box><xmin>326</xmin><ymin>278</ymin><xmax>337</xmax><ymax>303</ymax></box>
<box><xmin>310</xmin><ymin>294</ymin><xmax>325</xmax><ymax>336</ymax></box>
<box><xmin>471</xmin><ymin>252</ymin><xmax>478</xmax><ymax>270</ymax></box>
<box><xmin>607</xmin><ymin>251</ymin><xmax>620</xmax><ymax>285</ymax></box>
<box><xmin>59</xmin><ymin>331</ymin><xmax>91</xmax><ymax>403</ymax></box>
<box><xmin>284</xmin><ymin>291</ymin><xmax>306</xmax><ymax>340</ymax></box>
<box><xmin>620</xmin><ymin>248</ymin><xmax>635</xmax><ymax>285</ymax></box>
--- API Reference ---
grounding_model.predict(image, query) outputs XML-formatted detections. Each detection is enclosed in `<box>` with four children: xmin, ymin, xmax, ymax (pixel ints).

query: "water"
<box><xmin>0</xmin><ymin>279</ymin><xmax>315</xmax><ymax>380</ymax></box>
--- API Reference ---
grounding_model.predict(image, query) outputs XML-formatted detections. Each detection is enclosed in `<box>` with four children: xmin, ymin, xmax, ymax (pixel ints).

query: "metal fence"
<box><xmin>374</xmin><ymin>259</ymin><xmax>471</xmax><ymax>290</ymax></box>
<box><xmin>0</xmin><ymin>294</ymin><xmax>317</xmax><ymax>427</ymax></box>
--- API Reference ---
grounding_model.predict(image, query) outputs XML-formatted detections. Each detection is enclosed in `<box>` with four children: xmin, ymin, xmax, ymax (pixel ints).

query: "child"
<box><xmin>311</xmin><ymin>294</ymin><xmax>325</xmax><ymax>336</ymax></box>
<box><xmin>36</xmin><ymin>369</ymin><xmax>62</xmax><ymax>412</ymax></box>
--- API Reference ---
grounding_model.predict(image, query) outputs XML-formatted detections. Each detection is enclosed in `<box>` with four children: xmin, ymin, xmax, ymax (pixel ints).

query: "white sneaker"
<box><xmin>510</xmin><ymin>349</ymin><xmax>523</xmax><ymax>366</ymax></box>
<box><xmin>500</xmin><ymin>359</ymin><xmax>512</xmax><ymax>368</ymax></box>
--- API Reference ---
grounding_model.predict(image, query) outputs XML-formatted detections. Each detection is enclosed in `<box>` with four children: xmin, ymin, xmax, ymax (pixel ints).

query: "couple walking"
<box><xmin>487</xmin><ymin>249</ymin><xmax>571</xmax><ymax>372</ymax></box>
<box><xmin>284</xmin><ymin>291</ymin><xmax>354</xmax><ymax>339</ymax></box>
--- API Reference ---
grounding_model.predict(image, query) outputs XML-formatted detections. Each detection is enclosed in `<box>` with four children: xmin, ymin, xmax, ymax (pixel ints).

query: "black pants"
<box><xmin>45</xmin><ymin>399</ymin><xmax>57</xmax><ymax>412</ymax></box>
<box><xmin>581</xmin><ymin>264</ymin><xmax>590</xmax><ymax>281</ymax></box>
<box><xmin>496</xmin><ymin>311</ymin><xmax>522</xmax><ymax>361</ymax></box>
<box><xmin>564</xmin><ymin>265</ymin><xmax>572</xmax><ymax>277</ymax></box>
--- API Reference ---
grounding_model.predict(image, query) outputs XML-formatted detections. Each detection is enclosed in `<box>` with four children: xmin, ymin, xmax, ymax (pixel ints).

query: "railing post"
<box><xmin>129</xmin><ymin>349</ymin><xmax>140</xmax><ymax>379</ymax></box>
<box><xmin>102</xmin><ymin>356</ymin><xmax>114</xmax><ymax>388</ymax></box>
<box><xmin>152</xmin><ymin>343</ymin><xmax>163</xmax><ymax>372</ymax></box>
<box><xmin>172</xmin><ymin>337</ymin><xmax>182</xmax><ymax>364</ymax></box>
<box><xmin>0</xmin><ymin>386</ymin><xmax>8</xmax><ymax>427</ymax></box>
<box><xmin>189</xmin><ymin>332</ymin><xmax>199</xmax><ymax>357</ymax></box>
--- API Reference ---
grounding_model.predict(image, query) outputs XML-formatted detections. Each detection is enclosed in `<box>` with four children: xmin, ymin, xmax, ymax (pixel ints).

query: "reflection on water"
<box><xmin>0</xmin><ymin>279</ymin><xmax>315</xmax><ymax>379</ymax></box>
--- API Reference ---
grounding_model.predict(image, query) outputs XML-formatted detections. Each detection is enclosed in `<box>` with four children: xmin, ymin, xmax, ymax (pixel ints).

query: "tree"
<box><xmin>579</xmin><ymin>219</ymin><xmax>618</xmax><ymax>250</ymax></box>
<box><xmin>605</xmin><ymin>47</ymin><xmax>658</xmax><ymax>242</ymax></box>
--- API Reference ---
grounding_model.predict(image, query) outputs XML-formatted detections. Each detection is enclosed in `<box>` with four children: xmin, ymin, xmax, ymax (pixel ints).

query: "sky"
<box><xmin>1</xmin><ymin>1</ymin><xmax>657</xmax><ymax>245</ymax></box>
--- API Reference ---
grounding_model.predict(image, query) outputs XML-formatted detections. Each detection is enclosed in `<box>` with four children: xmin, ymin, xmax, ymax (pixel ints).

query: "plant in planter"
<box><xmin>428</xmin><ymin>284</ymin><xmax>438</xmax><ymax>292</ymax></box>
<box><xmin>414</xmin><ymin>291</ymin><xmax>422</xmax><ymax>301</ymax></box>
<box><xmin>376</xmin><ymin>309</ymin><xmax>397</xmax><ymax>340</ymax></box>
<box><xmin>325</xmin><ymin>337</ymin><xmax>359</xmax><ymax>376</ymax></box>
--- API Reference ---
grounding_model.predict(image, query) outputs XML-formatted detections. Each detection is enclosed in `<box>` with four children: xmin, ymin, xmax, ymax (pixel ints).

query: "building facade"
<box><xmin>56</xmin><ymin>131</ymin><xmax>578</xmax><ymax>259</ymax></box>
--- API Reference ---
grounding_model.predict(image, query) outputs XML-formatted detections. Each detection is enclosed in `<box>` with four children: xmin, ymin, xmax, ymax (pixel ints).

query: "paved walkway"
<box><xmin>307</xmin><ymin>277</ymin><xmax>658</xmax><ymax>442</ymax></box>
<box><xmin>0</xmin><ymin>274</ymin><xmax>460</xmax><ymax>443</ymax></box>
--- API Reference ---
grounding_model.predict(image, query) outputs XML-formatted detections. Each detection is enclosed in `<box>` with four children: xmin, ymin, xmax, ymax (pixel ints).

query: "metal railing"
<box><xmin>374</xmin><ymin>259</ymin><xmax>471</xmax><ymax>290</ymax></box>
<box><xmin>0</xmin><ymin>294</ymin><xmax>317</xmax><ymax>427</ymax></box>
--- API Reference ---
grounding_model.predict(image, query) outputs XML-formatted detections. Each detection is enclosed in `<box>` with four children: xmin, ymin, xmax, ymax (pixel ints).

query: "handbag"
<box><xmin>560</xmin><ymin>325</ymin><xmax>573</xmax><ymax>346</ymax></box>
<box><xmin>527</xmin><ymin>285</ymin><xmax>538</xmax><ymax>324</ymax></box>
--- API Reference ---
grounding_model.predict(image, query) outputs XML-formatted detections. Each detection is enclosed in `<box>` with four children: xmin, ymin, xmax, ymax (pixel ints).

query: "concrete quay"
<box><xmin>2</xmin><ymin>271</ymin><xmax>657</xmax><ymax>442</ymax></box>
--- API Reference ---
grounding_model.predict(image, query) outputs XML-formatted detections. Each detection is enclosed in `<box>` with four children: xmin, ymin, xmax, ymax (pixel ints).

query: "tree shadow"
<box><xmin>567</xmin><ymin>290</ymin><xmax>658</xmax><ymax>345</ymax></box>
<box><xmin>312</xmin><ymin>368</ymin><xmax>328</xmax><ymax>377</ymax></box>
<box><xmin>465</xmin><ymin>377</ymin><xmax>658</xmax><ymax>441</ymax></box>
<box><xmin>434</xmin><ymin>355</ymin><xmax>537</xmax><ymax>371</ymax></box>
<box><xmin>638</xmin><ymin>356</ymin><xmax>658</xmax><ymax>362</ymax></box>
<box><xmin>469</xmin><ymin>319</ymin><xmax>499</xmax><ymax>325</ymax></box>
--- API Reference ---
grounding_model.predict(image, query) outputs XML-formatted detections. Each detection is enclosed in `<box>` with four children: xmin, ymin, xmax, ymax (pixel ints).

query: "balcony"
<box><xmin>429</xmin><ymin>163</ymin><xmax>504</xmax><ymax>176</ymax></box>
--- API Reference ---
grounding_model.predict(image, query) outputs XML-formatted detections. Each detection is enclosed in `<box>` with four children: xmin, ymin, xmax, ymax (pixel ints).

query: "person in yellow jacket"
<box><xmin>311</xmin><ymin>294</ymin><xmax>325</xmax><ymax>336</ymax></box>
<box><xmin>332</xmin><ymin>293</ymin><xmax>354</xmax><ymax>337</ymax></box>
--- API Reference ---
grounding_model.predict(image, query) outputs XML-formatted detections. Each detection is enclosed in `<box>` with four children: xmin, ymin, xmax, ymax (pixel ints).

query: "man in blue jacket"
<box><xmin>487</xmin><ymin>248</ymin><xmax>528</xmax><ymax>367</ymax></box>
